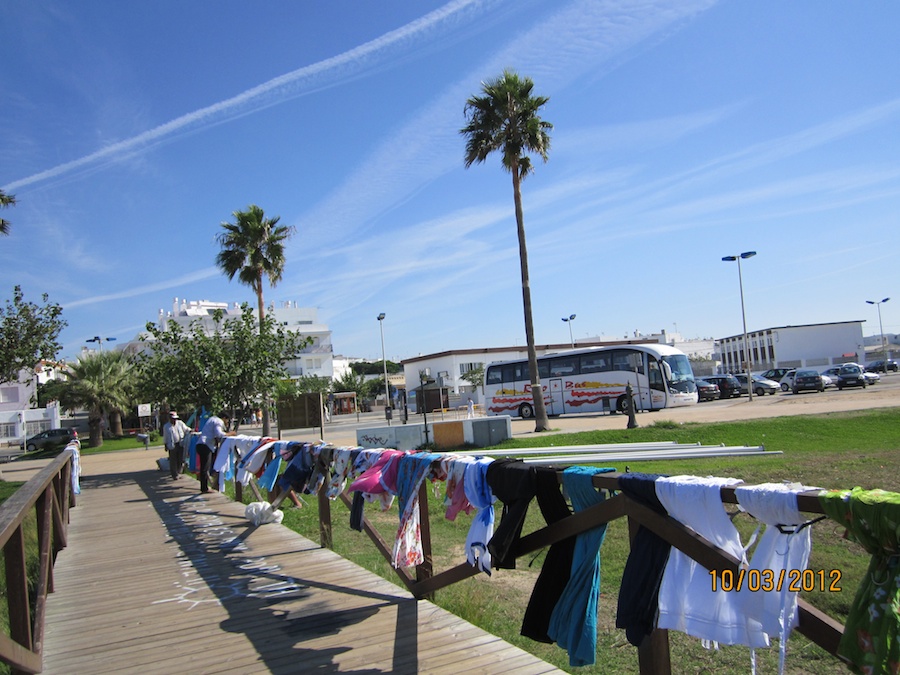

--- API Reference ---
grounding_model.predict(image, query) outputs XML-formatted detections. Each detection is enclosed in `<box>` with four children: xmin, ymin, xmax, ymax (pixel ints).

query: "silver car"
<box><xmin>737</xmin><ymin>374</ymin><xmax>780</xmax><ymax>396</ymax></box>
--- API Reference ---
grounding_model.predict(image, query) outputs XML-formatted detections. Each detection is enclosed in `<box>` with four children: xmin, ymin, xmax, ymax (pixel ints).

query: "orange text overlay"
<box><xmin>709</xmin><ymin>568</ymin><xmax>842</xmax><ymax>593</ymax></box>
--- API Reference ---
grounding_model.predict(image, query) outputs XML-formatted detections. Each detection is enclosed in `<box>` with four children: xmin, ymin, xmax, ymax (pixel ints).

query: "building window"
<box><xmin>0</xmin><ymin>387</ymin><xmax>20</xmax><ymax>404</ymax></box>
<box><xmin>459</xmin><ymin>362</ymin><xmax>481</xmax><ymax>374</ymax></box>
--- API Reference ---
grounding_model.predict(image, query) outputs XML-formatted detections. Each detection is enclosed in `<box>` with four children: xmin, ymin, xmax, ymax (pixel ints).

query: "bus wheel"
<box><xmin>518</xmin><ymin>402</ymin><xmax>534</xmax><ymax>419</ymax></box>
<box><xmin>616</xmin><ymin>395</ymin><xmax>632</xmax><ymax>414</ymax></box>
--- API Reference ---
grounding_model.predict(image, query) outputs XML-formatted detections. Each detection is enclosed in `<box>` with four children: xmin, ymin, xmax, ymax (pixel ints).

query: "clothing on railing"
<box><xmin>183</xmin><ymin>436</ymin><xmax>886</xmax><ymax>672</ymax></box>
<box><xmin>735</xmin><ymin>482</ymin><xmax>817</xmax><ymax>675</ymax></box>
<box><xmin>487</xmin><ymin>459</ymin><xmax>538</xmax><ymax>569</ymax></box>
<box><xmin>546</xmin><ymin>466</ymin><xmax>615</xmax><ymax>667</ymax></box>
<box><xmin>392</xmin><ymin>452</ymin><xmax>443</xmax><ymax>568</ymax></box>
<box><xmin>326</xmin><ymin>447</ymin><xmax>360</xmax><ymax>499</ymax></box>
<box><xmin>820</xmin><ymin>487</ymin><xmax>900</xmax><ymax>674</ymax></box>
<box><xmin>463</xmin><ymin>457</ymin><xmax>495</xmax><ymax>574</ymax></box>
<box><xmin>656</xmin><ymin>475</ymin><xmax>769</xmax><ymax>650</ymax></box>
<box><xmin>615</xmin><ymin>472</ymin><xmax>671</xmax><ymax>647</ymax></box>
<box><xmin>521</xmin><ymin>466</ymin><xmax>576</xmax><ymax>643</ymax></box>
<box><xmin>348</xmin><ymin>448</ymin><xmax>405</xmax><ymax>511</ymax></box>
<box><xmin>442</xmin><ymin>455</ymin><xmax>477</xmax><ymax>521</ymax></box>
<box><xmin>67</xmin><ymin>439</ymin><xmax>81</xmax><ymax>495</ymax></box>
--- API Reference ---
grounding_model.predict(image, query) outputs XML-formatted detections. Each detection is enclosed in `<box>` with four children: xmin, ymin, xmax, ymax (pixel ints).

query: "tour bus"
<box><xmin>483</xmin><ymin>344</ymin><xmax>698</xmax><ymax>419</ymax></box>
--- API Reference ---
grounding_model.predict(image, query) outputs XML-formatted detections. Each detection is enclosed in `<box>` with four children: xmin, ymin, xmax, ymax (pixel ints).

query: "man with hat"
<box><xmin>163</xmin><ymin>410</ymin><xmax>191</xmax><ymax>480</ymax></box>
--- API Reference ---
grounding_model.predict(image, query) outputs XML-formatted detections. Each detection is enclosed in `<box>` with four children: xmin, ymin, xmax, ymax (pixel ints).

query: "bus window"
<box><xmin>648</xmin><ymin>359</ymin><xmax>664</xmax><ymax>392</ymax></box>
<box><xmin>579</xmin><ymin>352</ymin><xmax>607</xmax><ymax>373</ymax></box>
<box><xmin>486</xmin><ymin>366</ymin><xmax>503</xmax><ymax>386</ymax></box>
<box><xmin>610</xmin><ymin>349</ymin><xmax>644</xmax><ymax>374</ymax></box>
<box><xmin>515</xmin><ymin>362</ymin><xmax>530</xmax><ymax>382</ymax></box>
<box><xmin>549</xmin><ymin>356</ymin><xmax>577</xmax><ymax>377</ymax></box>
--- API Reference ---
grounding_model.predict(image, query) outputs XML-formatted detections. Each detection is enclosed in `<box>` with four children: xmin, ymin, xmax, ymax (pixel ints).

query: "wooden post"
<box><xmin>318</xmin><ymin>488</ymin><xmax>333</xmax><ymax>549</ymax></box>
<box><xmin>415</xmin><ymin>481</ymin><xmax>434</xmax><ymax>600</ymax></box>
<box><xmin>627</xmin><ymin>505</ymin><xmax>671</xmax><ymax>674</ymax></box>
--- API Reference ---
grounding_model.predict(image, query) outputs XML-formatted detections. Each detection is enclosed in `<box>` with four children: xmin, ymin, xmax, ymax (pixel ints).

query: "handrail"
<box><xmin>0</xmin><ymin>448</ymin><xmax>75</xmax><ymax>674</ymax></box>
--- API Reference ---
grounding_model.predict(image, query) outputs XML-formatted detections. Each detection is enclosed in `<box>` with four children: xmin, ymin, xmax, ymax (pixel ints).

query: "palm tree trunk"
<box><xmin>110</xmin><ymin>410</ymin><xmax>124</xmax><ymax>436</ymax></box>
<box><xmin>89</xmin><ymin>417</ymin><xmax>103</xmax><ymax>448</ymax></box>
<box><xmin>256</xmin><ymin>280</ymin><xmax>273</xmax><ymax>437</ymax></box>
<box><xmin>512</xmin><ymin>166</ymin><xmax>550</xmax><ymax>431</ymax></box>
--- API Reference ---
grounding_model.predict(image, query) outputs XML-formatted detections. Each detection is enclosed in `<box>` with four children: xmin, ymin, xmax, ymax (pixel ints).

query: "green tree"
<box><xmin>332</xmin><ymin>370</ymin><xmax>368</xmax><ymax>407</ymax></box>
<box><xmin>0</xmin><ymin>285</ymin><xmax>67</xmax><ymax>385</ymax></box>
<box><xmin>58</xmin><ymin>351</ymin><xmax>133</xmax><ymax>447</ymax></box>
<box><xmin>350</xmin><ymin>360</ymin><xmax>402</xmax><ymax>376</ymax></box>
<box><xmin>216</xmin><ymin>204</ymin><xmax>294</xmax><ymax>436</ymax></box>
<box><xmin>0</xmin><ymin>189</ymin><xmax>15</xmax><ymax>235</ymax></box>
<box><xmin>37</xmin><ymin>378</ymin><xmax>68</xmax><ymax>408</ymax></box>
<box><xmin>137</xmin><ymin>306</ymin><xmax>308</xmax><ymax>425</ymax></box>
<box><xmin>461</xmin><ymin>70</ymin><xmax>552</xmax><ymax>431</ymax></box>
<box><xmin>460</xmin><ymin>364</ymin><xmax>485</xmax><ymax>393</ymax></box>
<box><xmin>293</xmin><ymin>374</ymin><xmax>332</xmax><ymax>395</ymax></box>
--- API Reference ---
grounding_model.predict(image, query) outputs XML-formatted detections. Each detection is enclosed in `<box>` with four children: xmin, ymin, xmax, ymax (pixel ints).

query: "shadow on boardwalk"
<box><xmin>40</xmin><ymin>451</ymin><xmax>559</xmax><ymax>675</ymax></box>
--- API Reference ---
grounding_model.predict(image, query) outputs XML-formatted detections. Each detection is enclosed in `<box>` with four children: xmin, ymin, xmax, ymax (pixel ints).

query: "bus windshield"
<box><xmin>661</xmin><ymin>354</ymin><xmax>696</xmax><ymax>392</ymax></box>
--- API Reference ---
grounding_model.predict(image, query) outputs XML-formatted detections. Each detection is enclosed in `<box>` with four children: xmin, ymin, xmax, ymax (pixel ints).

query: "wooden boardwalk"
<box><xmin>39</xmin><ymin>450</ymin><xmax>562</xmax><ymax>674</ymax></box>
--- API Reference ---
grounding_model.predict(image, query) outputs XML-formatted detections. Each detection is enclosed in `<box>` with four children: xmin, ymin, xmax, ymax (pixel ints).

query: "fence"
<box><xmin>0</xmin><ymin>448</ymin><xmax>75</xmax><ymax>674</ymax></box>
<box><xmin>304</xmin><ymin>461</ymin><xmax>847</xmax><ymax>674</ymax></box>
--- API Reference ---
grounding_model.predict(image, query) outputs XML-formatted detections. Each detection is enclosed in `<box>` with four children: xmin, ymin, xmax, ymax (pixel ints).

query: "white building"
<box><xmin>716</xmin><ymin>320</ymin><xmax>866</xmax><ymax>372</ymax></box>
<box><xmin>0</xmin><ymin>362</ymin><xmax>65</xmax><ymax>443</ymax></box>
<box><xmin>144</xmin><ymin>297</ymin><xmax>334</xmax><ymax>379</ymax></box>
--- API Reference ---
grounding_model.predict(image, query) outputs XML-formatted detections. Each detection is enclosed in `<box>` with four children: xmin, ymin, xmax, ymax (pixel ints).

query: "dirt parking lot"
<box><xmin>510</xmin><ymin>372</ymin><xmax>900</xmax><ymax>439</ymax></box>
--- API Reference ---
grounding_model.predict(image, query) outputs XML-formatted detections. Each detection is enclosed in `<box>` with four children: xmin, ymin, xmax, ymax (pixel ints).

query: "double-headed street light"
<box><xmin>722</xmin><ymin>251</ymin><xmax>756</xmax><ymax>401</ymax></box>
<box><xmin>86</xmin><ymin>336</ymin><xmax>116</xmax><ymax>351</ymax></box>
<box><xmin>377</xmin><ymin>313</ymin><xmax>391</xmax><ymax>425</ymax></box>
<box><xmin>866</xmin><ymin>297</ymin><xmax>890</xmax><ymax>365</ymax></box>
<box><xmin>562</xmin><ymin>314</ymin><xmax>576</xmax><ymax>348</ymax></box>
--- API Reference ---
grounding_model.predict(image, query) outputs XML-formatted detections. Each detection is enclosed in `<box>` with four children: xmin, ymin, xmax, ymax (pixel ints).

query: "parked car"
<box><xmin>703</xmin><ymin>374</ymin><xmax>742</xmax><ymax>398</ymax></box>
<box><xmin>792</xmin><ymin>369</ymin><xmax>825</xmax><ymax>394</ymax></box>
<box><xmin>21</xmin><ymin>428</ymin><xmax>78</xmax><ymax>452</ymax></box>
<box><xmin>825</xmin><ymin>364</ymin><xmax>879</xmax><ymax>385</ymax></box>
<box><xmin>759</xmin><ymin>368</ymin><xmax>794</xmax><ymax>383</ymax></box>
<box><xmin>734</xmin><ymin>374</ymin><xmax>780</xmax><ymax>396</ymax></box>
<box><xmin>836</xmin><ymin>363</ymin><xmax>868</xmax><ymax>390</ymax></box>
<box><xmin>867</xmin><ymin>359</ymin><xmax>898</xmax><ymax>373</ymax></box>
<box><xmin>778</xmin><ymin>370</ymin><xmax>797</xmax><ymax>392</ymax></box>
<box><xmin>695</xmin><ymin>378</ymin><xmax>721</xmax><ymax>402</ymax></box>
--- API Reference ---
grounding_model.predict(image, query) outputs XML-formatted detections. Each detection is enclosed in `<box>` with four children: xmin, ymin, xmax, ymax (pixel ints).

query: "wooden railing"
<box><xmin>0</xmin><ymin>449</ymin><xmax>75</xmax><ymax>675</ymax></box>
<box><xmin>310</xmin><ymin>465</ymin><xmax>845</xmax><ymax>674</ymax></box>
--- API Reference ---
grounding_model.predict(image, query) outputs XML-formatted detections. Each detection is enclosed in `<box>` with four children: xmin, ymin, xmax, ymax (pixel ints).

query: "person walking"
<box><xmin>467</xmin><ymin>397</ymin><xmax>475</xmax><ymax>419</ymax></box>
<box><xmin>163</xmin><ymin>411</ymin><xmax>191</xmax><ymax>480</ymax></box>
<box><xmin>196</xmin><ymin>411</ymin><xmax>231</xmax><ymax>494</ymax></box>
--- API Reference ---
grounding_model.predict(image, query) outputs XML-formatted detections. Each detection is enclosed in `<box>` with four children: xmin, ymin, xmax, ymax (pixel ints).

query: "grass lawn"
<box><xmin>268</xmin><ymin>407</ymin><xmax>900</xmax><ymax>674</ymax></box>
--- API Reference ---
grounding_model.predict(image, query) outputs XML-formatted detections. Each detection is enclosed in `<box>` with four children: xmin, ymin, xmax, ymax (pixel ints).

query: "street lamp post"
<box><xmin>722</xmin><ymin>251</ymin><xmax>756</xmax><ymax>402</ymax></box>
<box><xmin>562</xmin><ymin>314</ymin><xmax>576</xmax><ymax>348</ymax></box>
<box><xmin>377</xmin><ymin>313</ymin><xmax>391</xmax><ymax>426</ymax></box>
<box><xmin>866</xmin><ymin>297</ymin><xmax>890</xmax><ymax>366</ymax></box>
<box><xmin>86</xmin><ymin>336</ymin><xmax>117</xmax><ymax>351</ymax></box>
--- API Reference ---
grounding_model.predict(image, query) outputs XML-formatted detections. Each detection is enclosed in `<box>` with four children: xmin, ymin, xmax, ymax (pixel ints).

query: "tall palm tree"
<box><xmin>216</xmin><ymin>204</ymin><xmax>294</xmax><ymax>436</ymax></box>
<box><xmin>0</xmin><ymin>189</ymin><xmax>15</xmax><ymax>235</ymax></box>
<box><xmin>461</xmin><ymin>69</ymin><xmax>553</xmax><ymax>431</ymax></box>
<box><xmin>59</xmin><ymin>351</ymin><xmax>133</xmax><ymax>447</ymax></box>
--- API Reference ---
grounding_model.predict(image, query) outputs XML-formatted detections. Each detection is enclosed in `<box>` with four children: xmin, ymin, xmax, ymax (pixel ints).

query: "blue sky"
<box><xmin>2</xmin><ymin>0</ymin><xmax>898</xmax><ymax>364</ymax></box>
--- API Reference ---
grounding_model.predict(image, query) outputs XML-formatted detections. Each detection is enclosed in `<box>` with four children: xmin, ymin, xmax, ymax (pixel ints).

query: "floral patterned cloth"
<box><xmin>819</xmin><ymin>487</ymin><xmax>900</xmax><ymax>674</ymax></box>
<box><xmin>392</xmin><ymin>452</ymin><xmax>442</xmax><ymax>568</ymax></box>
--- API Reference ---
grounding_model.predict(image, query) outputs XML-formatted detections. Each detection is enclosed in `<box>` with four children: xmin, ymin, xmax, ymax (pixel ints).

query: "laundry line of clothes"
<box><xmin>177</xmin><ymin>432</ymin><xmax>900</xmax><ymax>672</ymax></box>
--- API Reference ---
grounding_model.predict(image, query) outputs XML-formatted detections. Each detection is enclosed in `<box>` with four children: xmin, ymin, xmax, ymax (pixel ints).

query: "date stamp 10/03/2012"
<box><xmin>710</xmin><ymin>568</ymin><xmax>842</xmax><ymax>593</ymax></box>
